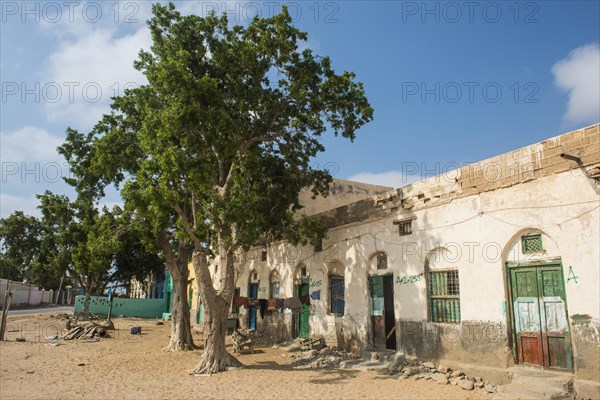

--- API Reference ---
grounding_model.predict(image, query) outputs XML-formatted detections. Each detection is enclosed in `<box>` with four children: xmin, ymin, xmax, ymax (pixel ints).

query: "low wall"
<box><xmin>0</xmin><ymin>279</ymin><xmax>54</xmax><ymax>307</ymax></box>
<box><xmin>74</xmin><ymin>296</ymin><xmax>166</xmax><ymax>318</ymax></box>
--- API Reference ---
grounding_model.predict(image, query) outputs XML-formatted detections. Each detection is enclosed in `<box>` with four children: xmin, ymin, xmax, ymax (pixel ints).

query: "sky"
<box><xmin>1</xmin><ymin>0</ymin><xmax>599</xmax><ymax>218</ymax></box>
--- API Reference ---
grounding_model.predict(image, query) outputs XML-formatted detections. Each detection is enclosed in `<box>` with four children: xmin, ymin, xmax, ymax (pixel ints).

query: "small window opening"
<box><xmin>522</xmin><ymin>234</ymin><xmax>543</xmax><ymax>254</ymax></box>
<box><xmin>377</xmin><ymin>253</ymin><xmax>387</xmax><ymax>270</ymax></box>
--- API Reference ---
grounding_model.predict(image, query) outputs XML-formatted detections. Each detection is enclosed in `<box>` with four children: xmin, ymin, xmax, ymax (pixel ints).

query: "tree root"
<box><xmin>190</xmin><ymin>352</ymin><xmax>243</xmax><ymax>375</ymax></box>
<box><xmin>165</xmin><ymin>339</ymin><xmax>197</xmax><ymax>352</ymax></box>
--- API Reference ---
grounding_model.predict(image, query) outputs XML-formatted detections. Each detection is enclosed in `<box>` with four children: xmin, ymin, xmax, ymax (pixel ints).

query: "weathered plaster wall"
<box><xmin>201</xmin><ymin>124</ymin><xmax>600</xmax><ymax>383</ymax></box>
<box><xmin>298</xmin><ymin>178</ymin><xmax>392</xmax><ymax>216</ymax></box>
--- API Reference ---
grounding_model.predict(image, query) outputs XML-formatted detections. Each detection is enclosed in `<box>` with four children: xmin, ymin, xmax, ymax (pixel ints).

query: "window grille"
<box><xmin>428</xmin><ymin>269</ymin><xmax>460</xmax><ymax>323</ymax></box>
<box><xmin>329</xmin><ymin>276</ymin><xmax>345</xmax><ymax>315</ymax></box>
<box><xmin>270</xmin><ymin>281</ymin><xmax>280</xmax><ymax>299</ymax></box>
<box><xmin>522</xmin><ymin>234</ymin><xmax>543</xmax><ymax>253</ymax></box>
<box><xmin>232</xmin><ymin>287</ymin><xmax>241</xmax><ymax>314</ymax></box>
<box><xmin>399</xmin><ymin>220</ymin><xmax>412</xmax><ymax>236</ymax></box>
<box><xmin>377</xmin><ymin>253</ymin><xmax>387</xmax><ymax>270</ymax></box>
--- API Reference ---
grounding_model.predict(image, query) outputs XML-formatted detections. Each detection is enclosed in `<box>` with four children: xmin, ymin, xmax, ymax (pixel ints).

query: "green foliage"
<box><xmin>0</xmin><ymin>211</ymin><xmax>42</xmax><ymax>282</ymax></box>
<box><xmin>92</xmin><ymin>2</ymin><xmax>373</xmax><ymax>257</ymax></box>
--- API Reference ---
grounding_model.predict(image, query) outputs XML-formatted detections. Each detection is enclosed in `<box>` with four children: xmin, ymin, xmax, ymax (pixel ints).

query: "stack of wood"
<box><xmin>63</xmin><ymin>320</ymin><xmax>113</xmax><ymax>340</ymax></box>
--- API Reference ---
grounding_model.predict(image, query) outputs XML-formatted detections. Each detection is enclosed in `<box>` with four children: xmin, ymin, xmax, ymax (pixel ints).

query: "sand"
<box><xmin>0</xmin><ymin>314</ymin><xmax>491</xmax><ymax>400</ymax></box>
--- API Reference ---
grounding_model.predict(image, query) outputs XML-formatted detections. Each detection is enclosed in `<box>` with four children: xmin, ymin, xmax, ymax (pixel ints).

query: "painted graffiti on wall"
<box><xmin>396</xmin><ymin>273</ymin><xmax>424</xmax><ymax>285</ymax></box>
<box><xmin>567</xmin><ymin>266</ymin><xmax>578</xmax><ymax>284</ymax></box>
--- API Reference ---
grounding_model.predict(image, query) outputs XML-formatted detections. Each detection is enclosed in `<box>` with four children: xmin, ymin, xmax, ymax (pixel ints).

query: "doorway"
<box><xmin>292</xmin><ymin>283</ymin><xmax>309</xmax><ymax>339</ymax></box>
<box><xmin>248</xmin><ymin>283</ymin><xmax>258</xmax><ymax>330</ymax></box>
<box><xmin>508</xmin><ymin>262</ymin><xmax>572</xmax><ymax>370</ymax></box>
<box><xmin>369</xmin><ymin>275</ymin><xmax>397</xmax><ymax>350</ymax></box>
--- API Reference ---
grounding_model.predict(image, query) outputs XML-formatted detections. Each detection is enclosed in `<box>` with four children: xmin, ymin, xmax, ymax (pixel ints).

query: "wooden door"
<box><xmin>299</xmin><ymin>283</ymin><xmax>309</xmax><ymax>339</ymax></box>
<box><xmin>511</xmin><ymin>267</ymin><xmax>544</xmax><ymax>366</ymax></box>
<box><xmin>383</xmin><ymin>275</ymin><xmax>397</xmax><ymax>350</ymax></box>
<box><xmin>369</xmin><ymin>276</ymin><xmax>386</xmax><ymax>348</ymax></box>
<box><xmin>248</xmin><ymin>283</ymin><xmax>258</xmax><ymax>330</ymax></box>
<box><xmin>537</xmin><ymin>266</ymin><xmax>572</xmax><ymax>370</ymax></box>
<box><xmin>510</xmin><ymin>264</ymin><xmax>572</xmax><ymax>370</ymax></box>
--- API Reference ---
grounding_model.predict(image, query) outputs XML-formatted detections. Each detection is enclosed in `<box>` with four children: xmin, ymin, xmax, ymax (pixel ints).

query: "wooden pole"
<box><xmin>0</xmin><ymin>290</ymin><xmax>14</xmax><ymax>341</ymax></box>
<box><xmin>107</xmin><ymin>288</ymin><xmax>114</xmax><ymax>323</ymax></box>
<box><xmin>55</xmin><ymin>274</ymin><xmax>65</xmax><ymax>305</ymax></box>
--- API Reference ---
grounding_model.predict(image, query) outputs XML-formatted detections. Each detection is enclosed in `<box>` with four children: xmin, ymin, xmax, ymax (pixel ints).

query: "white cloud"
<box><xmin>347</xmin><ymin>171</ymin><xmax>422</xmax><ymax>189</ymax></box>
<box><xmin>552</xmin><ymin>43</ymin><xmax>600</xmax><ymax>124</ymax></box>
<box><xmin>1</xmin><ymin>126</ymin><xmax>63</xmax><ymax>164</ymax></box>
<box><xmin>43</xmin><ymin>26</ymin><xmax>151</xmax><ymax>128</ymax></box>
<box><xmin>0</xmin><ymin>193</ymin><xmax>42</xmax><ymax>218</ymax></box>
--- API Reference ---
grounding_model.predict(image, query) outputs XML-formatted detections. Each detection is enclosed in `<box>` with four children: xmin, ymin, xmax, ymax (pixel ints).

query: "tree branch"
<box><xmin>158</xmin><ymin>232</ymin><xmax>180</xmax><ymax>280</ymax></box>
<box><xmin>173</xmin><ymin>203</ymin><xmax>202</xmax><ymax>250</ymax></box>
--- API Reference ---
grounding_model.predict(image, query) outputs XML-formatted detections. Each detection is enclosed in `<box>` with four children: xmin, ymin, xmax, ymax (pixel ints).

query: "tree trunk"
<box><xmin>166</xmin><ymin>275</ymin><xmax>195</xmax><ymax>351</ymax></box>
<box><xmin>191</xmin><ymin>296</ymin><xmax>241</xmax><ymax>374</ymax></box>
<box><xmin>190</xmin><ymin>250</ymin><xmax>241</xmax><ymax>374</ymax></box>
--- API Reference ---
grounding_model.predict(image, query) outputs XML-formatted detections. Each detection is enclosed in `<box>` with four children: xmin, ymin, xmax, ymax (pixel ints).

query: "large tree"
<box><xmin>91</xmin><ymin>3</ymin><xmax>373</xmax><ymax>369</ymax></box>
<box><xmin>0</xmin><ymin>211</ymin><xmax>43</xmax><ymax>283</ymax></box>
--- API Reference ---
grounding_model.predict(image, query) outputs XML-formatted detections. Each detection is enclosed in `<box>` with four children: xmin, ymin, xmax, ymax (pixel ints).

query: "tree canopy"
<box><xmin>88</xmin><ymin>2</ymin><xmax>373</xmax><ymax>368</ymax></box>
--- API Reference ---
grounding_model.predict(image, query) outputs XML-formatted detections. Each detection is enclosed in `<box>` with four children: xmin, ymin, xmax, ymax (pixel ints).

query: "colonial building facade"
<box><xmin>195</xmin><ymin>124</ymin><xmax>600</xmax><ymax>391</ymax></box>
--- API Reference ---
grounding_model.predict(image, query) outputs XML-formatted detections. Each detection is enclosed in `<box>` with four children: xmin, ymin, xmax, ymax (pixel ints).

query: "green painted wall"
<box><xmin>74</xmin><ymin>296</ymin><xmax>167</xmax><ymax>318</ymax></box>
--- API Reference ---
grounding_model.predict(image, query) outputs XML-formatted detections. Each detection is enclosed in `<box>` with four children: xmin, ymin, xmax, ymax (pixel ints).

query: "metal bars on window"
<box><xmin>522</xmin><ymin>234</ymin><xmax>543</xmax><ymax>254</ymax></box>
<box><xmin>428</xmin><ymin>269</ymin><xmax>460</xmax><ymax>323</ymax></box>
<box><xmin>329</xmin><ymin>276</ymin><xmax>345</xmax><ymax>315</ymax></box>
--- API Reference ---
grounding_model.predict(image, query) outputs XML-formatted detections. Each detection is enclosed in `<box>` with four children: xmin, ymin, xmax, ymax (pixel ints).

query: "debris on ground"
<box><xmin>284</xmin><ymin>347</ymin><xmax>360</xmax><ymax>369</ymax></box>
<box><xmin>380</xmin><ymin>358</ymin><xmax>497</xmax><ymax>393</ymax></box>
<box><xmin>237</xmin><ymin>329</ymin><xmax>278</xmax><ymax>347</ymax></box>
<box><xmin>63</xmin><ymin>320</ymin><xmax>113</xmax><ymax>340</ymax></box>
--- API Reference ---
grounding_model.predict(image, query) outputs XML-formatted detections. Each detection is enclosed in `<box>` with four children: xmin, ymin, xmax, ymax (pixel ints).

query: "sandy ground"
<box><xmin>0</xmin><ymin>314</ymin><xmax>491</xmax><ymax>400</ymax></box>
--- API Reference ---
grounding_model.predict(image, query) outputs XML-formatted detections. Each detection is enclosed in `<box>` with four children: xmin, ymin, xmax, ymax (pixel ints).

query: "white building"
<box><xmin>208</xmin><ymin>123</ymin><xmax>599</xmax><ymax>393</ymax></box>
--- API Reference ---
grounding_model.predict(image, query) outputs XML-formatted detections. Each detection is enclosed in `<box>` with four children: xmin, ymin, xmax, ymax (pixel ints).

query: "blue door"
<box><xmin>248</xmin><ymin>283</ymin><xmax>258</xmax><ymax>330</ymax></box>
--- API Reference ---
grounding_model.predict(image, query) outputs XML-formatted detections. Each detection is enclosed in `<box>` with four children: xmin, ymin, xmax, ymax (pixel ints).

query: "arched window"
<box><xmin>425</xmin><ymin>249</ymin><xmax>461</xmax><ymax>324</ymax></box>
<box><xmin>328</xmin><ymin>261</ymin><xmax>345</xmax><ymax>315</ymax></box>
<box><xmin>269</xmin><ymin>270</ymin><xmax>280</xmax><ymax>299</ymax></box>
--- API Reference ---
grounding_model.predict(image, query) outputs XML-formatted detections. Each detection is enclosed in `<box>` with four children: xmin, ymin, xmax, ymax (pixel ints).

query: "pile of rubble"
<box><xmin>383</xmin><ymin>359</ymin><xmax>497</xmax><ymax>393</ymax></box>
<box><xmin>230</xmin><ymin>328</ymin><xmax>281</xmax><ymax>347</ymax></box>
<box><xmin>63</xmin><ymin>320</ymin><xmax>113</xmax><ymax>340</ymax></box>
<box><xmin>285</xmin><ymin>347</ymin><xmax>359</xmax><ymax>369</ymax></box>
<box><xmin>52</xmin><ymin>313</ymin><xmax>114</xmax><ymax>341</ymax></box>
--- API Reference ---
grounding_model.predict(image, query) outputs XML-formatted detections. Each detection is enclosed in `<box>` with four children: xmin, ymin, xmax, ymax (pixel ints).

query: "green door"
<box><xmin>298</xmin><ymin>283</ymin><xmax>309</xmax><ymax>339</ymax></box>
<box><xmin>509</xmin><ymin>264</ymin><xmax>572</xmax><ymax>370</ymax></box>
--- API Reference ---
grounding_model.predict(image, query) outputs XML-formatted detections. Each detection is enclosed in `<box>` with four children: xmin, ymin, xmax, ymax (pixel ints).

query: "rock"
<box><xmin>414</xmin><ymin>374</ymin><xmax>424</xmax><ymax>381</ymax></box>
<box><xmin>459</xmin><ymin>380</ymin><xmax>475</xmax><ymax>391</ymax></box>
<box><xmin>484</xmin><ymin>384</ymin><xmax>496</xmax><ymax>393</ymax></box>
<box><xmin>422</xmin><ymin>361</ymin><xmax>436</xmax><ymax>369</ymax></box>
<box><xmin>475</xmin><ymin>381</ymin><xmax>485</xmax><ymax>388</ymax></box>
<box><xmin>450</xmin><ymin>377</ymin><xmax>463</xmax><ymax>386</ymax></box>
<box><xmin>432</xmin><ymin>373</ymin><xmax>449</xmax><ymax>385</ymax></box>
<box><xmin>306</xmin><ymin>350</ymin><xmax>318</xmax><ymax>358</ymax></box>
<box><xmin>437</xmin><ymin>365</ymin><xmax>449</xmax><ymax>373</ymax></box>
<box><xmin>451</xmin><ymin>370</ymin><xmax>463</xmax><ymax>378</ymax></box>
<box><xmin>398</xmin><ymin>374</ymin><xmax>409</xmax><ymax>380</ymax></box>
<box><xmin>474</xmin><ymin>376</ymin><xmax>483</xmax><ymax>383</ymax></box>
<box><xmin>402</xmin><ymin>367</ymin><xmax>415</xmax><ymax>376</ymax></box>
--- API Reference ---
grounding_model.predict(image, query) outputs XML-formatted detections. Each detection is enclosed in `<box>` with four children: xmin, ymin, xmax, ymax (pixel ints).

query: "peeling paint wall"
<box><xmin>196</xmin><ymin>124</ymin><xmax>600</xmax><ymax>381</ymax></box>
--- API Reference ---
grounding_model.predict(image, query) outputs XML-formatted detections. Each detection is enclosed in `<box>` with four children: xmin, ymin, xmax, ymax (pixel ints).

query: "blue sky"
<box><xmin>1</xmin><ymin>0</ymin><xmax>599</xmax><ymax>218</ymax></box>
